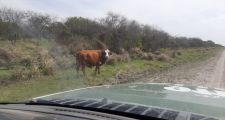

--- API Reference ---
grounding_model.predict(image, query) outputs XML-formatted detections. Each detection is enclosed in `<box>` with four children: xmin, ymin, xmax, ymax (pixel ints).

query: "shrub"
<box><xmin>135</xmin><ymin>38</ymin><xmax>142</xmax><ymax>49</ymax></box>
<box><xmin>122</xmin><ymin>52</ymin><xmax>131</xmax><ymax>62</ymax></box>
<box><xmin>11</xmin><ymin>66</ymin><xmax>30</xmax><ymax>80</ymax></box>
<box><xmin>177</xmin><ymin>51</ymin><xmax>182</xmax><ymax>55</ymax></box>
<box><xmin>20</xmin><ymin>57</ymin><xmax>32</xmax><ymax>67</ymax></box>
<box><xmin>172</xmin><ymin>51</ymin><xmax>176</xmax><ymax>58</ymax></box>
<box><xmin>130</xmin><ymin>47</ymin><xmax>144</xmax><ymax>59</ymax></box>
<box><xmin>106</xmin><ymin>52</ymin><xmax>131</xmax><ymax>65</ymax></box>
<box><xmin>29</xmin><ymin>64</ymin><xmax>41</xmax><ymax>78</ymax></box>
<box><xmin>156</xmin><ymin>54</ymin><xmax>171</xmax><ymax>62</ymax></box>
<box><xmin>38</xmin><ymin>48</ymin><xmax>56</xmax><ymax>76</ymax></box>
<box><xmin>106</xmin><ymin>56</ymin><xmax>118</xmax><ymax>65</ymax></box>
<box><xmin>0</xmin><ymin>59</ymin><xmax>6</xmax><ymax>67</ymax></box>
<box><xmin>130</xmin><ymin>48</ymin><xmax>155</xmax><ymax>60</ymax></box>
<box><xmin>0</xmin><ymin>48</ymin><xmax>15</xmax><ymax>61</ymax></box>
<box><xmin>49</xmin><ymin>45</ymin><xmax>75</xmax><ymax>69</ymax></box>
<box><xmin>154</xmin><ymin>51</ymin><xmax>161</xmax><ymax>55</ymax></box>
<box><xmin>0</xmin><ymin>48</ymin><xmax>16</xmax><ymax>68</ymax></box>
<box><xmin>141</xmin><ymin>52</ymin><xmax>155</xmax><ymax>60</ymax></box>
<box><xmin>41</xmin><ymin>65</ymin><xmax>54</xmax><ymax>76</ymax></box>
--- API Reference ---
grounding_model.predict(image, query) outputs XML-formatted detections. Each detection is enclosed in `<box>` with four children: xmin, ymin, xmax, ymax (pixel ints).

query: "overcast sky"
<box><xmin>0</xmin><ymin>0</ymin><xmax>225</xmax><ymax>45</ymax></box>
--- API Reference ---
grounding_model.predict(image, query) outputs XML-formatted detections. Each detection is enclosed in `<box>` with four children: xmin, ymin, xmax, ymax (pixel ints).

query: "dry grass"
<box><xmin>1</xmin><ymin>40</ymin><xmax>58</xmax><ymax>81</ymax></box>
<box><xmin>106</xmin><ymin>52</ymin><xmax>131</xmax><ymax>65</ymax></box>
<box><xmin>156</xmin><ymin>54</ymin><xmax>171</xmax><ymax>62</ymax></box>
<box><xmin>141</xmin><ymin>52</ymin><xmax>155</xmax><ymax>60</ymax></box>
<box><xmin>49</xmin><ymin>45</ymin><xmax>75</xmax><ymax>69</ymax></box>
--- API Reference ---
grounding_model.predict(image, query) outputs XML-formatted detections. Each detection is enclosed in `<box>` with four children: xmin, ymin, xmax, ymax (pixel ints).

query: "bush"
<box><xmin>20</xmin><ymin>57</ymin><xmax>32</xmax><ymax>67</ymax></box>
<box><xmin>66</xmin><ymin>36</ymin><xmax>93</xmax><ymax>54</ymax></box>
<box><xmin>156</xmin><ymin>54</ymin><xmax>171</xmax><ymax>62</ymax></box>
<box><xmin>38</xmin><ymin>48</ymin><xmax>56</xmax><ymax>76</ymax></box>
<box><xmin>0</xmin><ymin>59</ymin><xmax>6</xmax><ymax>67</ymax></box>
<box><xmin>0</xmin><ymin>48</ymin><xmax>16</xmax><ymax>68</ymax></box>
<box><xmin>177</xmin><ymin>51</ymin><xmax>182</xmax><ymax>55</ymax></box>
<box><xmin>172</xmin><ymin>51</ymin><xmax>176</xmax><ymax>58</ymax></box>
<box><xmin>154</xmin><ymin>51</ymin><xmax>161</xmax><ymax>55</ymax></box>
<box><xmin>49</xmin><ymin>45</ymin><xmax>75</xmax><ymax>69</ymax></box>
<box><xmin>141</xmin><ymin>52</ymin><xmax>155</xmax><ymax>60</ymax></box>
<box><xmin>0</xmin><ymin>48</ymin><xmax>15</xmax><ymax>61</ymax></box>
<box><xmin>130</xmin><ymin>48</ymin><xmax>144</xmax><ymax>59</ymax></box>
<box><xmin>106</xmin><ymin>52</ymin><xmax>131</xmax><ymax>65</ymax></box>
<box><xmin>11</xmin><ymin>66</ymin><xmax>30</xmax><ymax>80</ymax></box>
<box><xmin>106</xmin><ymin>56</ymin><xmax>118</xmax><ymax>65</ymax></box>
<box><xmin>29</xmin><ymin>64</ymin><xmax>41</xmax><ymax>78</ymax></box>
<box><xmin>130</xmin><ymin>48</ymin><xmax>156</xmax><ymax>60</ymax></box>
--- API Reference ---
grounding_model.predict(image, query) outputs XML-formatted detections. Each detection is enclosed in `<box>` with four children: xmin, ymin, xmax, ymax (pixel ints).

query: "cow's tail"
<box><xmin>75</xmin><ymin>53</ymin><xmax>80</xmax><ymax>73</ymax></box>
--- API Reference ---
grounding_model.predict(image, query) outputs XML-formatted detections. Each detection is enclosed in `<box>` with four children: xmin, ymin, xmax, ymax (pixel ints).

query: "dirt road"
<box><xmin>150</xmin><ymin>50</ymin><xmax>225</xmax><ymax>88</ymax></box>
<box><xmin>116</xmin><ymin>50</ymin><xmax>225</xmax><ymax>88</ymax></box>
<box><xmin>207</xmin><ymin>50</ymin><xmax>225</xmax><ymax>88</ymax></box>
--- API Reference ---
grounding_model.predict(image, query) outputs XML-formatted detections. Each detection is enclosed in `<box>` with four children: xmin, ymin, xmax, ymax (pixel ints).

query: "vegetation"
<box><xmin>0</xmin><ymin>39</ymin><xmax>222</xmax><ymax>102</ymax></box>
<box><xmin>0</xmin><ymin>7</ymin><xmax>224</xmax><ymax>102</ymax></box>
<box><xmin>0</xmin><ymin>8</ymin><xmax>221</xmax><ymax>53</ymax></box>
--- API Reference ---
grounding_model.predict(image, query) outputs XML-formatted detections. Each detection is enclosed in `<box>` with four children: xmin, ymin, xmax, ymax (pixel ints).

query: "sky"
<box><xmin>0</xmin><ymin>0</ymin><xmax>225</xmax><ymax>45</ymax></box>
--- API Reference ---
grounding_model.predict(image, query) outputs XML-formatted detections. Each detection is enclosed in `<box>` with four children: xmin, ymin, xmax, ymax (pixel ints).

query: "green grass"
<box><xmin>0</xmin><ymin>69</ymin><xmax>10</xmax><ymax>77</ymax></box>
<box><xmin>0</xmin><ymin>69</ymin><xmax>11</xmax><ymax>80</ymax></box>
<box><xmin>0</xmin><ymin>72</ymin><xmax>85</xmax><ymax>102</ymax></box>
<box><xmin>172</xmin><ymin>48</ymin><xmax>220</xmax><ymax>65</ymax></box>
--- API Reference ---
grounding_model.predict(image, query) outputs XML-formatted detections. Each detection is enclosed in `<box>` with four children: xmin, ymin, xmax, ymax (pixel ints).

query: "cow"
<box><xmin>75</xmin><ymin>49</ymin><xmax>112</xmax><ymax>75</ymax></box>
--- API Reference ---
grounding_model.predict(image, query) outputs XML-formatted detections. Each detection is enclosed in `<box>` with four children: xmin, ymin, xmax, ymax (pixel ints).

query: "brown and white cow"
<box><xmin>75</xmin><ymin>49</ymin><xmax>111</xmax><ymax>75</ymax></box>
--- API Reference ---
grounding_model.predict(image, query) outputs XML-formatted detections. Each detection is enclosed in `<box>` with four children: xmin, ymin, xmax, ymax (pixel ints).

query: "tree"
<box><xmin>27</xmin><ymin>13</ymin><xmax>52</xmax><ymax>39</ymax></box>
<box><xmin>0</xmin><ymin>7</ymin><xmax>25</xmax><ymax>44</ymax></box>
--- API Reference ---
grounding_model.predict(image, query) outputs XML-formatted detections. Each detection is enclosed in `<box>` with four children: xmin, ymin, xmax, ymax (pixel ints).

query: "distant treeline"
<box><xmin>0</xmin><ymin>7</ymin><xmax>221</xmax><ymax>53</ymax></box>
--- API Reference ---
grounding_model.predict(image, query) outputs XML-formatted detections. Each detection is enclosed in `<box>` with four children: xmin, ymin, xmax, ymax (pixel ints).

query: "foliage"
<box><xmin>0</xmin><ymin>7</ymin><xmax>220</xmax><ymax>52</ymax></box>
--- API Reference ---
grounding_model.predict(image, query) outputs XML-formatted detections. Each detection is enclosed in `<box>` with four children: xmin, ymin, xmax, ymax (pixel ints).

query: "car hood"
<box><xmin>34</xmin><ymin>83</ymin><xmax>225</xmax><ymax>119</ymax></box>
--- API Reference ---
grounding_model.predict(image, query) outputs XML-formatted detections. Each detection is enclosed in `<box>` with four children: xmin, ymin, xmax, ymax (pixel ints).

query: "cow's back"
<box><xmin>77</xmin><ymin>50</ymin><xmax>102</xmax><ymax>65</ymax></box>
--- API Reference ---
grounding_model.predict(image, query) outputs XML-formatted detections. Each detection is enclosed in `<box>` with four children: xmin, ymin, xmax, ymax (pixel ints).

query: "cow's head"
<box><xmin>104</xmin><ymin>49</ymin><xmax>112</xmax><ymax>58</ymax></box>
<box><xmin>100</xmin><ymin>49</ymin><xmax>112</xmax><ymax>64</ymax></box>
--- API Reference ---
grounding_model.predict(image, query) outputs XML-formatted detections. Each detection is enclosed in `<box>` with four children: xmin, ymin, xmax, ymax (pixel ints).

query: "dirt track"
<box><xmin>150</xmin><ymin>50</ymin><xmax>225</xmax><ymax>88</ymax></box>
<box><xmin>116</xmin><ymin>50</ymin><xmax>225</xmax><ymax>88</ymax></box>
<box><xmin>207</xmin><ymin>50</ymin><xmax>225</xmax><ymax>88</ymax></box>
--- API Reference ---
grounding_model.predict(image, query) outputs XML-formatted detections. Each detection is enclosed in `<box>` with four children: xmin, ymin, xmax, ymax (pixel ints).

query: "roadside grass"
<box><xmin>0</xmin><ymin>71</ymin><xmax>85</xmax><ymax>102</ymax></box>
<box><xmin>0</xmin><ymin>69</ymin><xmax>10</xmax><ymax>77</ymax></box>
<box><xmin>172</xmin><ymin>48</ymin><xmax>221</xmax><ymax>65</ymax></box>
<box><xmin>0</xmin><ymin>69</ymin><xmax>11</xmax><ymax>80</ymax></box>
<box><xmin>0</xmin><ymin>60</ymin><xmax>171</xmax><ymax>102</ymax></box>
<box><xmin>0</xmin><ymin>39</ymin><xmax>223</xmax><ymax>102</ymax></box>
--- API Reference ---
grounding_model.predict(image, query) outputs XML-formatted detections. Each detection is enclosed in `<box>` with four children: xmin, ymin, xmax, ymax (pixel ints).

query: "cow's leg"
<box><xmin>75</xmin><ymin>54</ymin><xmax>80</xmax><ymax>76</ymax></box>
<box><xmin>95</xmin><ymin>65</ymin><xmax>97</xmax><ymax>75</ymax></box>
<box><xmin>95</xmin><ymin>65</ymin><xmax>100</xmax><ymax>75</ymax></box>
<box><xmin>98</xmin><ymin>66</ymin><xmax>100</xmax><ymax>74</ymax></box>
<box><xmin>81</xmin><ymin>63</ymin><xmax>86</xmax><ymax>76</ymax></box>
<box><xmin>76</xmin><ymin>62</ymin><xmax>80</xmax><ymax>74</ymax></box>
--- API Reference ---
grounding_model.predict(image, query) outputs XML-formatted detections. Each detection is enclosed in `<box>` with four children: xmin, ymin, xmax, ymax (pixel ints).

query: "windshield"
<box><xmin>0</xmin><ymin>0</ymin><xmax>225</xmax><ymax>119</ymax></box>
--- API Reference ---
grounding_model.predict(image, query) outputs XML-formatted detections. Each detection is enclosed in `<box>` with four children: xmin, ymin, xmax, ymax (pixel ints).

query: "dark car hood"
<box><xmin>34</xmin><ymin>83</ymin><xmax>225</xmax><ymax>119</ymax></box>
